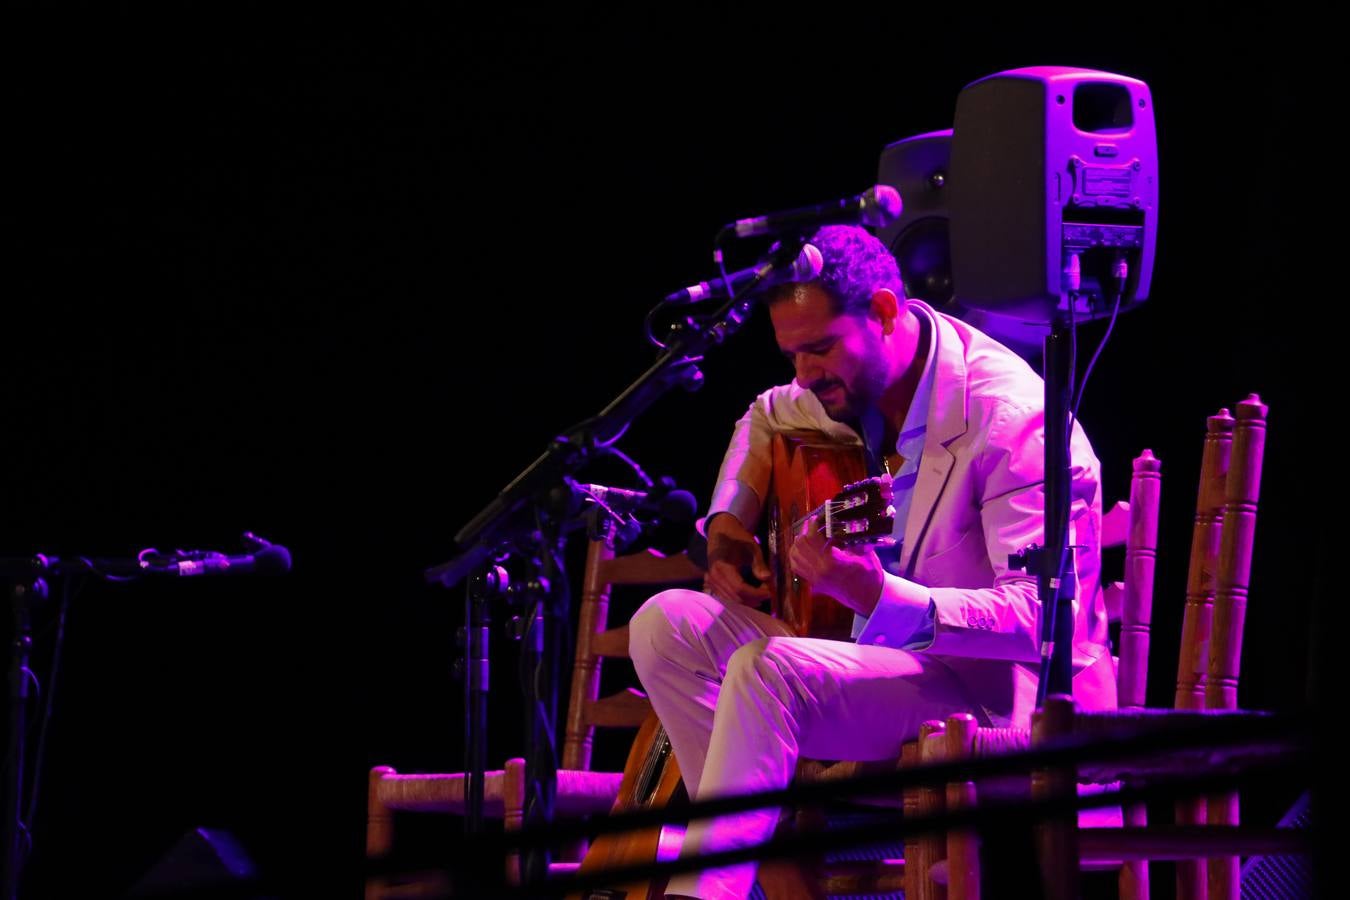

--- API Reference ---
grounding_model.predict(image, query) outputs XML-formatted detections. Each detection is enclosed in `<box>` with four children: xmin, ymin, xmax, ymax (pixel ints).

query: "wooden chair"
<box><xmin>365</xmin><ymin>531</ymin><xmax>703</xmax><ymax>899</ymax></box>
<box><xmin>367</xmin><ymin>527</ymin><xmax>914</xmax><ymax>900</ymax></box>
<box><xmin>367</xmin><ymin>518</ymin><xmax>927</xmax><ymax>900</ymax></box>
<box><xmin>939</xmin><ymin>394</ymin><xmax>1296</xmax><ymax>900</ymax></box>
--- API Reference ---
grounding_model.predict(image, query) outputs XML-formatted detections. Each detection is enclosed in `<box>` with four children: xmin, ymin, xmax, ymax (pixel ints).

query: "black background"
<box><xmin>5</xmin><ymin>7</ymin><xmax>1318</xmax><ymax>897</ymax></box>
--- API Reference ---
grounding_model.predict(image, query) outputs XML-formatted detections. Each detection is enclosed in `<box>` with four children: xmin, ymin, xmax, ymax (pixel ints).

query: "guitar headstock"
<box><xmin>821</xmin><ymin>474</ymin><xmax>896</xmax><ymax>545</ymax></box>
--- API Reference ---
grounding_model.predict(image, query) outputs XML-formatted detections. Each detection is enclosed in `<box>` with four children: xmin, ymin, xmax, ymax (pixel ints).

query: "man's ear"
<box><xmin>870</xmin><ymin>289</ymin><xmax>900</xmax><ymax>335</ymax></box>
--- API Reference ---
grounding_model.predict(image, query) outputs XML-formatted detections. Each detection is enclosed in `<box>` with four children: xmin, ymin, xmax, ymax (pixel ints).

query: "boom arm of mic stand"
<box><xmin>423</xmin><ymin>238</ymin><xmax>808</xmax><ymax>589</ymax></box>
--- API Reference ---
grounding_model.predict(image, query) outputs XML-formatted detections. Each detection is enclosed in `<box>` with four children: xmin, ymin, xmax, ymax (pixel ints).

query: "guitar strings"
<box><xmin>634</xmin><ymin>724</ymin><xmax>670</xmax><ymax>803</ymax></box>
<box><xmin>789</xmin><ymin>498</ymin><xmax>874</xmax><ymax>533</ymax></box>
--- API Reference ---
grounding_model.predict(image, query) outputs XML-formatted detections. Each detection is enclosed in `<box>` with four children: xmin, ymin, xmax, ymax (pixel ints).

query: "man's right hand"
<box><xmin>703</xmin><ymin>513</ymin><xmax>774</xmax><ymax>606</ymax></box>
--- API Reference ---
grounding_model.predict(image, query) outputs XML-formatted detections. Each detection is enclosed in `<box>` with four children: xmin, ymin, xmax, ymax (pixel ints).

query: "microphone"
<box><xmin>573</xmin><ymin>480</ymin><xmax>699</xmax><ymax>523</ymax></box>
<box><xmin>16</xmin><ymin>534</ymin><xmax>294</xmax><ymax>580</ymax></box>
<box><xmin>728</xmin><ymin>185</ymin><xmax>902</xmax><ymax>239</ymax></box>
<box><xmin>170</xmin><ymin>542</ymin><xmax>292</xmax><ymax>576</ymax></box>
<box><xmin>664</xmin><ymin>242</ymin><xmax>823</xmax><ymax>304</ymax></box>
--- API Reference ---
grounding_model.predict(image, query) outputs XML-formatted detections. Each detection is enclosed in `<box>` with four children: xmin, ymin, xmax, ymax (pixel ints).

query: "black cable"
<box><xmin>598</xmin><ymin>446</ymin><xmax>654</xmax><ymax>488</ymax></box>
<box><xmin>1072</xmin><ymin>280</ymin><xmax>1126</xmax><ymax>426</ymax></box>
<box><xmin>643</xmin><ymin>302</ymin><xmax>672</xmax><ymax>349</ymax></box>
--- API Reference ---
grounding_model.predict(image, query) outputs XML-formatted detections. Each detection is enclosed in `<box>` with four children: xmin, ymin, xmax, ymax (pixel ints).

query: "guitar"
<box><xmin>569</xmin><ymin>712</ymin><xmax>686</xmax><ymax>900</ymax></box>
<box><xmin>572</xmin><ymin>434</ymin><xmax>894</xmax><ymax>896</ymax></box>
<box><xmin>766</xmin><ymin>431</ymin><xmax>896</xmax><ymax>640</ymax></box>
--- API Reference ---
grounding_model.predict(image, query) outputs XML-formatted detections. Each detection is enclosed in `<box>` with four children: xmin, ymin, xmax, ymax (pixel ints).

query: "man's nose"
<box><xmin>794</xmin><ymin>355</ymin><xmax>822</xmax><ymax>385</ymax></box>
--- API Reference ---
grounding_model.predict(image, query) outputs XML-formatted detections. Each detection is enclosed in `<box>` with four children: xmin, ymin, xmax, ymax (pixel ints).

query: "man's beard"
<box><xmin>812</xmin><ymin>365</ymin><xmax>885</xmax><ymax>419</ymax></box>
<box><xmin>810</xmin><ymin>379</ymin><xmax>856</xmax><ymax>418</ymax></box>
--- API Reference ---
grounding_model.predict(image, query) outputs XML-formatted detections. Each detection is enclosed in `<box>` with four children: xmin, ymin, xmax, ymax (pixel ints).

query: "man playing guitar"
<box><xmin>628</xmin><ymin>225</ymin><xmax>1117</xmax><ymax>900</ymax></box>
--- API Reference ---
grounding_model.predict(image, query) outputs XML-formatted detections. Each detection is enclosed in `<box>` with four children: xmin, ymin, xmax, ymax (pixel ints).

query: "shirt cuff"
<box><xmin>854</xmin><ymin>573</ymin><xmax>936</xmax><ymax>649</ymax></box>
<box><xmin>701</xmin><ymin>480</ymin><xmax>763</xmax><ymax>536</ymax></box>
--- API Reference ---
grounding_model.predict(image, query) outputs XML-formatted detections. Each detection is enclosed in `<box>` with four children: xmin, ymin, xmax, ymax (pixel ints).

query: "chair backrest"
<box><xmin>1100</xmin><ymin>449</ymin><xmax>1163</xmax><ymax>710</ymax></box>
<box><xmin>1104</xmin><ymin>395</ymin><xmax>1267</xmax><ymax>719</ymax></box>
<box><xmin>1175</xmin><ymin>408</ymin><xmax>1235</xmax><ymax>712</ymax></box>
<box><xmin>562</xmin><ymin>531</ymin><xmax>704</xmax><ymax>772</ymax></box>
<box><xmin>1115</xmin><ymin>398</ymin><xmax>1268</xmax><ymax>900</ymax></box>
<box><xmin>1207</xmin><ymin>395</ymin><xmax>1267</xmax><ymax>711</ymax></box>
<box><xmin>1195</xmin><ymin>396</ymin><xmax>1267</xmax><ymax>900</ymax></box>
<box><xmin>1114</xmin><ymin>449</ymin><xmax>1163</xmax><ymax>710</ymax></box>
<box><xmin>1174</xmin><ymin>394</ymin><xmax>1267</xmax><ymax>717</ymax></box>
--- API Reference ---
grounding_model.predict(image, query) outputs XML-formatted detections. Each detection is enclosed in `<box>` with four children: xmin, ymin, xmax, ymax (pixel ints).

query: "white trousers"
<box><xmin>628</xmin><ymin>589</ymin><xmax>975</xmax><ymax>900</ymax></box>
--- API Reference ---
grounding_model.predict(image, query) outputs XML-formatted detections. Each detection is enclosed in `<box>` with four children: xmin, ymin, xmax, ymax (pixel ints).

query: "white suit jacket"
<box><xmin>707</xmin><ymin>301</ymin><xmax>1117</xmax><ymax>726</ymax></box>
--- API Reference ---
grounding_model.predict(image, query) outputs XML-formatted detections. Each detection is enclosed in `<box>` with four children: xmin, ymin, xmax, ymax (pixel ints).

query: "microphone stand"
<box><xmin>2</xmin><ymin>570</ymin><xmax>44</xmax><ymax>900</ymax></box>
<box><xmin>518</xmin><ymin>518</ymin><xmax>565</xmax><ymax>885</ymax></box>
<box><xmin>1037</xmin><ymin>316</ymin><xmax>1078</xmax><ymax>704</ymax></box>
<box><xmin>460</xmin><ymin>570</ymin><xmax>495</xmax><ymax>836</ymax></box>
<box><xmin>1</xmin><ymin>537</ymin><xmax>287</xmax><ymax>900</ymax></box>
<box><xmin>1007</xmin><ymin>313</ymin><xmax>1080</xmax><ymax>706</ymax></box>
<box><xmin>424</xmin><ymin>236</ymin><xmax>812</xmax><ymax>876</ymax></box>
<box><xmin>0</xmin><ymin>554</ymin><xmax>146</xmax><ymax>900</ymax></box>
<box><xmin>1007</xmin><ymin>318</ymin><xmax>1078</xmax><ymax>707</ymax></box>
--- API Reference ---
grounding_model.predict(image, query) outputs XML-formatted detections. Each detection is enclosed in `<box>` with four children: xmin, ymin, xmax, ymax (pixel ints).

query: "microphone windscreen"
<box><xmin>864</xmin><ymin>185</ymin><xmax>903</xmax><ymax>227</ymax></box>
<box><xmin>659</xmin><ymin>490</ymin><xmax>699</xmax><ymax>524</ymax></box>
<box><xmin>254</xmin><ymin>543</ymin><xmax>292</xmax><ymax>575</ymax></box>
<box><xmin>794</xmin><ymin>243</ymin><xmax>824</xmax><ymax>280</ymax></box>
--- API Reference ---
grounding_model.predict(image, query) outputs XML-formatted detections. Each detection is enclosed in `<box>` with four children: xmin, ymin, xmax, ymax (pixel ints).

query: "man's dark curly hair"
<box><xmin>766</xmin><ymin>225</ymin><xmax>905</xmax><ymax>315</ymax></box>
